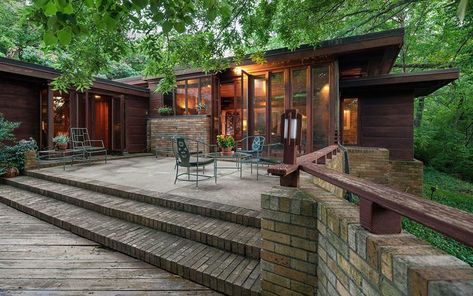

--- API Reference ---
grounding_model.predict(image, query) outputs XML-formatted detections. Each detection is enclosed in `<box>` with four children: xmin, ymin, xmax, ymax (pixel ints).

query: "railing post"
<box><xmin>359</xmin><ymin>199</ymin><xmax>401</xmax><ymax>234</ymax></box>
<box><xmin>280</xmin><ymin>110</ymin><xmax>302</xmax><ymax>187</ymax></box>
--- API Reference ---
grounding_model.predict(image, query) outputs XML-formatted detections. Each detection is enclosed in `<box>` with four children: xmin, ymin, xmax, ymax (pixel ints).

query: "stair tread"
<box><xmin>27</xmin><ymin>170</ymin><xmax>261</xmax><ymax>227</ymax></box>
<box><xmin>7</xmin><ymin>176</ymin><xmax>261</xmax><ymax>250</ymax></box>
<box><xmin>0</xmin><ymin>186</ymin><xmax>261</xmax><ymax>295</ymax></box>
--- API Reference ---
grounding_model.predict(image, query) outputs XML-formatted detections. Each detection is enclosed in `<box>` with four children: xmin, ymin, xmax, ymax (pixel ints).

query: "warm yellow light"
<box><xmin>233</xmin><ymin>67</ymin><xmax>242</xmax><ymax>75</ymax></box>
<box><xmin>243</xmin><ymin>119</ymin><xmax>248</xmax><ymax>131</ymax></box>
<box><xmin>94</xmin><ymin>95</ymin><xmax>101</xmax><ymax>99</ymax></box>
<box><xmin>343</xmin><ymin>109</ymin><xmax>351</xmax><ymax>130</ymax></box>
<box><xmin>322</xmin><ymin>84</ymin><xmax>330</xmax><ymax>93</ymax></box>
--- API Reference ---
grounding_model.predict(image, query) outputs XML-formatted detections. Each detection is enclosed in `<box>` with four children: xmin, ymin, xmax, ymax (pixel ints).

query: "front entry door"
<box><xmin>94</xmin><ymin>97</ymin><xmax>110</xmax><ymax>150</ymax></box>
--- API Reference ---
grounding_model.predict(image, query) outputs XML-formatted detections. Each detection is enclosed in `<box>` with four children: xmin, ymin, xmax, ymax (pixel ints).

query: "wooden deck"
<box><xmin>0</xmin><ymin>203</ymin><xmax>219</xmax><ymax>295</ymax></box>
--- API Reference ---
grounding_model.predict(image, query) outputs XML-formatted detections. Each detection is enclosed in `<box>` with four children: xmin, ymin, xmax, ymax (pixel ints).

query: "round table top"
<box><xmin>206</xmin><ymin>151</ymin><xmax>251</xmax><ymax>159</ymax></box>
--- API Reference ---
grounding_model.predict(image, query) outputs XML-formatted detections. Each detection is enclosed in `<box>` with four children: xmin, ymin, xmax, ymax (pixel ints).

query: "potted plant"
<box><xmin>216</xmin><ymin>134</ymin><xmax>235</xmax><ymax>155</ymax></box>
<box><xmin>157</xmin><ymin>106</ymin><xmax>174</xmax><ymax>116</ymax></box>
<box><xmin>3</xmin><ymin>165</ymin><xmax>19</xmax><ymax>178</ymax></box>
<box><xmin>53</xmin><ymin>134</ymin><xmax>69</xmax><ymax>150</ymax></box>
<box><xmin>196</xmin><ymin>102</ymin><xmax>206</xmax><ymax>114</ymax></box>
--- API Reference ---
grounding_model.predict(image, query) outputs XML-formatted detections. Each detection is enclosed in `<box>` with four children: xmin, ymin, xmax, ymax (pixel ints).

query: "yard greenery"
<box><xmin>404</xmin><ymin>166</ymin><xmax>473</xmax><ymax>266</ymax></box>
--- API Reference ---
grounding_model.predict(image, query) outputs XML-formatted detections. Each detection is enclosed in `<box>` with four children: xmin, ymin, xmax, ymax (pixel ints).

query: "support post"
<box><xmin>280</xmin><ymin>109</ymin><xmax>302</xmax><ymax>187</ymax></box>
<box><xmin>359</xmin><ymin>199</ymin><xmax>401</xmax><ymax>234</ymax></box>
<box><xmin>47</xmin><ymin>84</ymin><xmax>54</xmax><ymax>148</ymax></box>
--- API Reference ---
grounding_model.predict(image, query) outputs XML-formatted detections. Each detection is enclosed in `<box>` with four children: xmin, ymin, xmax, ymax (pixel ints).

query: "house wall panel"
<box><xmin>359</xmin><ymin>92</ymin><xmax>414</xmax><ymax>160</ymax></box>
<box><xmin>0</xmin><ymin>78</ymin><xmax>41</xmax><ymax>142</ymax></box>
<box><xmin>125</xmin><ymin>96</ymin><xmax>148</xmax><ymax>153</ymax></box>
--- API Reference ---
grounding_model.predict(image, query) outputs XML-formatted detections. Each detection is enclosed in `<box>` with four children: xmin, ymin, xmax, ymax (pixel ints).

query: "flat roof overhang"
<box><xmin>142</xmin><ymin>28</ymin><xmax>405</xmax><ymax>81</ymax></box>
<box><xmin>0</xmin><ymin>57</ymin><xmax>150</xmax><ymax>97</ymax></box>
<box><xmin>340</xmin><ymin>69</ymin><xmax>459</xmax><ymax>97</ymax></box>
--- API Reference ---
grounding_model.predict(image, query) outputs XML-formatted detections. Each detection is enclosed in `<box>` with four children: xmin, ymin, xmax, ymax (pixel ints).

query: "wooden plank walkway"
<box><xmin>0</xmin><ymin>203</ymin><xmax>220</xmax><ymax>295</ymax></box>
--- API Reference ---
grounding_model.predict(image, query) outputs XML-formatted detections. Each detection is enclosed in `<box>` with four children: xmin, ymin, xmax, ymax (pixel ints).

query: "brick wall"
<box><xmin>147</xmin><ymin>115</ymin><xmax>211</xmax><ymax>154</ymax></box>
<box><xmin>260</xmin><ymin>180</ymin><xmax>473</xmax><ymax>296</ymax></box>
<box><xmin>346</xmin><ymin>146</ymin><xmax>423</xmax><ymax>196</ymax></box>
<box><xmin>313</xmin><ymin>151</ymin><xmax>345</xmax><ymax>199</ymax></box>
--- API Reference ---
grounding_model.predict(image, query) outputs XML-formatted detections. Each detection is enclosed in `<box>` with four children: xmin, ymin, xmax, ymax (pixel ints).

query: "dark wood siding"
<box><xmin>0</xmin><ymin>77</ymin><xmax>41</xmax><ymax>142</ymax></box>
<box><xmin>358</xmin><ymin>92</ymin><xmax>414</xmax><ymax>160</ymax></box>
<box><xmin>125</xmin><ymin>96</ymin><xmax>148</xmax><ymax>153</ymax></box>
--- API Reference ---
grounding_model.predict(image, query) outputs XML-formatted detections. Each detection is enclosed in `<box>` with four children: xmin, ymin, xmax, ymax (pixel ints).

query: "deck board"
<box><xmin>0</xmin><ymin>203</ymin><xmax>220</xmax><ymax>295</ymax></box>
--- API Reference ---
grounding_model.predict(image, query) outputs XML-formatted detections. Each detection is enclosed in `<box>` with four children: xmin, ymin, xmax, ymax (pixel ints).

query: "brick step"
<box><xmin>0</xmin><ymin>186</ymin><xmax>261</xmax><ymax>296</ymax></box>
<box><xmin>26</xmin><ymin>170</ymin><xmax>261</xmax><ymax>228</ymax></box>
<box><xmin>4</xmin><ymin>176</ymin><xmax>260</xmax><ymax>259</ymax></box>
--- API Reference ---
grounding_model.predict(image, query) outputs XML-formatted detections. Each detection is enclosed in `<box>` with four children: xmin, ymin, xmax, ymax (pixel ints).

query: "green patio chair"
<box><xmin>172</xmin><ymin>137</ymin><xmax>216</xmax><ymax>187</ymax></box>
<box><xmin>237</xmin><ymin>136</ymin><xmax>265</xmax><ymax>175</ymax></box>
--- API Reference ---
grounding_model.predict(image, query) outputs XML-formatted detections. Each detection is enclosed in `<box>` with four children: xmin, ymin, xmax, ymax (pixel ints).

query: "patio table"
<box><xmin>206</xmin><ymin>151</ymin><xmax>251</xmax><ymax>182</ymax></box>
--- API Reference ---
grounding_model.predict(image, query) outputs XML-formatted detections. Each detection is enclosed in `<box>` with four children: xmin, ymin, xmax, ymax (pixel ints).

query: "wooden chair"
<box><xmin>70</xmin><ymin>128</ymin><xmax>107</xmax><ymax>163</ymax></box>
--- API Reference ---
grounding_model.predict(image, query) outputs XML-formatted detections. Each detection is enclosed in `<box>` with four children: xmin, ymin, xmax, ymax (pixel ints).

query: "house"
<box><xmin>0</xmin><ymin>58</ymin><xmax>150</xmax><ymax>153</ymax></box>
<box><xmin>0</xmin><ymin>28</ymin><xmax>458</xmax><ymax>194</ymax></box>
<box><xmin>117</xmin><ymin>28</ymin><xmax>459</xmax><ymax>194</ymax></box>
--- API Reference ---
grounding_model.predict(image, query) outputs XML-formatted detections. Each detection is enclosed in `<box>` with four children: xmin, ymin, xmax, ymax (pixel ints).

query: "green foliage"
<box><xmin>403</xmin><ymin>166</ymin><xmax>473</xmax><ymax>266</ymax></box>
<box><xmin>52</xmin><ymin>134</ymin><xmax>69</xmax><ymax>144</ymax></box>
<box><xmin>157</xmin><ymin>106</ymin><xmax>173</xmax><ymax>116</ymax></box>
<box><xmin>216</xmin><ymin>134</ymin><xmax>235</xmax><ymax>148</ymax></box>
<box><xmin>0</xmin><ymin>113</ymin><xmax>20</xmax><ymax>147</ymax></box>
<box><xmin>0</xmin><ymin>114</ymin><xmax>37</xmax><ymax>173</ymax></box>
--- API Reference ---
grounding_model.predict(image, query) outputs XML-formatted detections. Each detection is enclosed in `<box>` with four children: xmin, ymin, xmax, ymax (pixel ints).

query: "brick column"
<box><xmin>261</xmin><ymin>187</ymin><xmax>318</xmax><ymax>295</ymax></box>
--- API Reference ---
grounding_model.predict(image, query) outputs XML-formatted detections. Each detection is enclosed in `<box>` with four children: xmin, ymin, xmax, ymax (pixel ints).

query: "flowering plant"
<box><xmin>216</xmin><ymin>134</ymin><xmax>235</xmax><ymax>148</ymax></box>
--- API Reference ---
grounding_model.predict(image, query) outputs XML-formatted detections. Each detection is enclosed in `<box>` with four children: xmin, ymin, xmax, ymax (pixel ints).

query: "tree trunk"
<box><xmin>414</xmin><ymin>97</ymin><xmax>425</xmax><ymax>128</ymax></box>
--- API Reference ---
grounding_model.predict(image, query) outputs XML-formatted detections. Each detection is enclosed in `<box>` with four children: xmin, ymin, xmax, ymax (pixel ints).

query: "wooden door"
<box><xmin>94</xmin><ymin>98</ymin><xmax>110</xmax><ymax>149</ymax></box>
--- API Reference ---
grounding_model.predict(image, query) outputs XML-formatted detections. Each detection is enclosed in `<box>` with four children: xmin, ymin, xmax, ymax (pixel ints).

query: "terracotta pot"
<box><xmin>56</xmin><ymin>143</ymin><xmax>68</xmax><ymax>150</ymax></box>
<box><xmin>220</xmin><ymin>146</ymin><xmax>234</xmax><ymax>156</ymax></box>
<box><xmin>3</xmin><ymin>167</ymin><xmax>19</xmax><ymax>178</ymax></box>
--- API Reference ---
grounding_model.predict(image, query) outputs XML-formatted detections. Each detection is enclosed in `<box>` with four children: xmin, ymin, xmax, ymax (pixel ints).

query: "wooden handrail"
<box><xmin>268</xmin><ymin>144</ymin><xmax>473</xmax><ymax>247</ymax></box>
<box><xmin>302</xmin><ymin>163</ymin><xmax>473</xmax><ymax>247</ymax></box>
<box><xmin>268</xmin><ymin>145</ymin><xmax>339</xmax><ymax>176</ymax></box>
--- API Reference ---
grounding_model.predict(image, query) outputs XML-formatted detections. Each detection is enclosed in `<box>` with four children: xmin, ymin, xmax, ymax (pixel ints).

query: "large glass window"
<box><xmin>172</xmin><ymin>77</ymin><xmax>212</xmax><ymax>115</ymax></box>
<box><xmin>200</xmin><ymin>77</ymin><xmax>212</xmax><ymax>115</ymax></box>
<box><xmin>342</xmin><ymin>98</ymin><xmax>358</xmax><ymax>145</ymax></box>
<box><xmin>312</xmin><ymin>66</ymin><xmax>330</xmax><ymax>150</ymax></box>
<box><xmin>253</xmin><ymin>75</ymin><xmax>267</xmax><ymax>136</ymax></box>
<box><xmin>187</xmin><ymin>79</ymin><xmax>199</xmax><ymax>115</ymax></box>
<box><xmin>292</xmin><ymin>68</ymin><xmax>307</xmax><ymax>152</ymax></box>
<box><xmin>175</xmin><ymin>80</ymin><xmax>186</xmax><ymax>115</ymax></box>
<box><xmin>270</xmin><ymin>72</ymin><xmax>284</xmax><ymax>143</ymax></box>
<box><xmin>53</xmin><ymin>93</ymin><xmax>70</xmax><ymax>137</ymax></box>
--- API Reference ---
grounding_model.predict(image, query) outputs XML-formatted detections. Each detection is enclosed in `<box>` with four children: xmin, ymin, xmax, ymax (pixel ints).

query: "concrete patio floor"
<box><xmin>37</xmin><ymin>156</ymin><xmax>279</xmax><ymax>210</ymax></box>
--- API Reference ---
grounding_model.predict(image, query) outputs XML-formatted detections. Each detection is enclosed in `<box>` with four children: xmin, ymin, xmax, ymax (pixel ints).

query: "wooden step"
<box><xmin>4</xmin><ymin>176</ymin><xmax>261</xmax><ymax>259</ymax></box>
<box><xmin>0</xmin><ymin>186</ymin><xmax>261</xmax><ymax>296</ymax></box>
<box><xmin>26</xmin><ymin>170</ymin><xmax>261</xmax><ymax>228</ymax></box>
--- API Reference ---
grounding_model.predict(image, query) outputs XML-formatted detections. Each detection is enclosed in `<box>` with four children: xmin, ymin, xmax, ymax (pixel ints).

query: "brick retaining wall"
<box><xmin>261</xmin><ymin>166</ymin><xmax>473</xmax><ymax>295</ymax></box>
<box><xmin>346</xmin><ymin>147</ymin><xmax>423</xmax><ymax>196</ymax></box>
<box><xmin>147</xmin><ymin>115</ymin><xmax>211</xmax><ymax>154</ymax></box>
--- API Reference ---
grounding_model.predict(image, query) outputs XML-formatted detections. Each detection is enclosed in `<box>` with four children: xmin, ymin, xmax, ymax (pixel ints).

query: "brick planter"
<box><xmin>147</xmin><ymin>115</ymin><xmax>211</xmax><ymax>154</ymax></box>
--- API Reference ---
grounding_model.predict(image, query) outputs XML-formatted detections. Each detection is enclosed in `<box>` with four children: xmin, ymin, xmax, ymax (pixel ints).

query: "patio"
<box><xmin>36</xmin><ymin>156</ymin><xmax>279</xmax><ymax>210</ymax></box>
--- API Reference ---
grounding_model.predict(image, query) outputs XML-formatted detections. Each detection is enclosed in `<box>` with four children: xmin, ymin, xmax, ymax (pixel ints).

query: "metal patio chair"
<box><xmin>70</xmin><ymin>128</ymin><xmax>107</xmax><ymax>163</ymax></box>
<box><xmin>172</xmin><ymin>137</ymin><xmax>216</xmax><ymax>187</ymax></box>
<box><xmin>237</xmin><ymin>136</ymin><xmax>266</xmax><ymax>176</ymax></box>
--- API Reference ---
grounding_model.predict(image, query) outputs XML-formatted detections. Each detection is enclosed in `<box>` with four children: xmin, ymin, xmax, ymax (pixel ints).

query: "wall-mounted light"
<box><xmin>94</xmin><ymin>95</ymin><xmax>101</xmax><ymax>99</ymax></box>
<box><xmin>233</xmin><ymin>67</ymin><xmax>242</xmax><ymax>75</ymax></box>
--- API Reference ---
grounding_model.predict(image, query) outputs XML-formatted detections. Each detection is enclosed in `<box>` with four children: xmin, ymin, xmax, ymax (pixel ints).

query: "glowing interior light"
<box><xmin>290</xmin><ymin>118</ymin><xmax>298</xmax><ymax>139</ymax></box>
<box><xmin>284</xmin><ymin>119</ymin><xmax>288</xmax><ymax>139</ymax></box>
